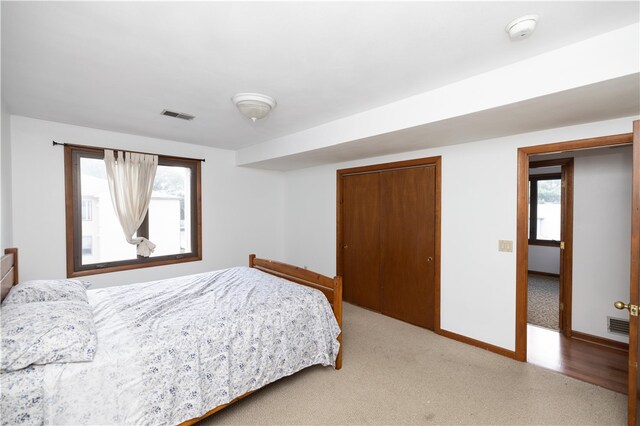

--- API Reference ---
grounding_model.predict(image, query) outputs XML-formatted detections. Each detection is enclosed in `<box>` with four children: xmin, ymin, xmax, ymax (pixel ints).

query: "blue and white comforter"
<box><xmin>1</xmin><ymin>266</ymin><xmax>341</xmax><ymax>425</ymax></box>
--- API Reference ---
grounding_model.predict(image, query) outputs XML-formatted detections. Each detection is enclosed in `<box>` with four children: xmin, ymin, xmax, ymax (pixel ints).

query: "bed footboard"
<box><xmin>180</xmin><ymin>255</ymin><xmax>343</xmax><ymax>426</ymax></box>
<box><xmin>249</xmin><ymin>254</ymin><xmax>343</xmax><ymax>370</ymax></box>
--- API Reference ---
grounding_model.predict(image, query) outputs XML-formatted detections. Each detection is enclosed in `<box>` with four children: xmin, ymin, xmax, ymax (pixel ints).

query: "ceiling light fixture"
<box><xmin>232</xmin><ymin>93</ymin><xmax>277</xmax><ymax>122</ymax></box>
<box><xmin>505</xmin><ymin>15</ymin><xmax>539</xmax><ymax>40</ymax></box>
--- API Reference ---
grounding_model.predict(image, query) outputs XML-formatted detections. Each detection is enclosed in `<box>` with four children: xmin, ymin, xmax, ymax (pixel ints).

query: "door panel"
<box><xmin>379</xmin><ymin>166</ymin><xmax>436</xmax><ymax>329</ymax></box>
<box><xmin>341</xmin><ymin>173</ymin><xmax>381</xmax><ymax>310</ymax></box>
<box><xmin>561</xmin><ymin>160</ymin><xmax>575</xmax><ymax>338</ymax></box>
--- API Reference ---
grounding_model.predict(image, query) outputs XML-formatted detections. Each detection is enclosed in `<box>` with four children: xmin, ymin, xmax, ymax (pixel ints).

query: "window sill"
<box><xmin>67</xmin><ymin>254</ymin><xmax>202</xmax><ymax>278</ymax></box>
<box><xmin>528</xmin><ymin>240</ymin><xmax>560</xmax><ymax>248</ymax></box>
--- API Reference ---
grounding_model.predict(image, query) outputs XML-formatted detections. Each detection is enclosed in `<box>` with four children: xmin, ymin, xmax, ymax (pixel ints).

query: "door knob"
<box><xmin>614</xmin><ymin>301</ymin><xmax>629</xmax><ymax>310</ymax></box>
<box><xmin>427</xmin><ymin>256</ymin><xmax>433</xmax><ymax>262</ymax></box>
<box><xmin>614</xmin><ymin>301</ymin><xmax>639</xmax><ymax>316</ymax></box>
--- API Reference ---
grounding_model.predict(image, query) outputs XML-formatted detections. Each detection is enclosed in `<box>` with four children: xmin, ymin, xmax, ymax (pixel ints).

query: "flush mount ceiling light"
<box><xmin>232</xmin><ymin>93</ymin><xmax>277</xmax><ymax>122</ymax></box>
<box><xmin>505</xmin><ymin>14</ymin><xmax>539</xmax><ymax>40</ymax></box>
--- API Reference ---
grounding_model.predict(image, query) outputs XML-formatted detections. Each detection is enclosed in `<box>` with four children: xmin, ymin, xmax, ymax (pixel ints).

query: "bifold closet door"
<box><xmin>341</xmin><ymin>172</ymin><xmax>381</xmax><ymax>311</ymax></box>
<box><xmin>379</xmin><ymin>166</ymin><xmax>436</xmax><ymax>329</ymax></box>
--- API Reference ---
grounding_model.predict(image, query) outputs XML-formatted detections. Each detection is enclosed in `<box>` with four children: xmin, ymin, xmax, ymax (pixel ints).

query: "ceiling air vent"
<box><xmin>161</xmin><ymin>110</ymin><xmax>195</xmax><ymax>121</ymax></box>
<box><xmin>608</xmin><ymin>316</ymin><xmax>629</xmax><ymax>336</ymax></box>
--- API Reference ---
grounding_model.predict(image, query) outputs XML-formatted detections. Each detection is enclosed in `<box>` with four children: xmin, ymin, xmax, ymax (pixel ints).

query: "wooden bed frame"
<box><xmin>180</xmin><ymin>254</ymin><xmax>343</xmax><ymax>425</ymax></box>
<box><xmin>249</xmin><ymin>254</ymin><xmax>342</xmax><ymax>369</ymax></box>
<box><xmin>1</xmin><ymin>248</ymin><xmax>18</xmax><ymax>301</ymax></box>
<box><xmin>0</xmin><ymin>249</ymin><xmax>343</xmax><ymax>425</ymax></box>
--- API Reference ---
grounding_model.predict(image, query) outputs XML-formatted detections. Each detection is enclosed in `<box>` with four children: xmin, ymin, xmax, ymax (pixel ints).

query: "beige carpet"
<box><xmin>527</xmin><ymin>273</ymin><xmax>560</xmax><ymax>331</ymax></box>
<box><xmin>201</xmin><ymin>303</ymin><xmax>625</xmax><ymax>425</ymax></box>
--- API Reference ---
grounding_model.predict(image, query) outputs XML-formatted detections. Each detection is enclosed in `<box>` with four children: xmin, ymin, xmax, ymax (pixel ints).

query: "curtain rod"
<box><xmin>52</xmin><ymin>141</ymin><xmax>205</xmax><ymax>162</ymax></box>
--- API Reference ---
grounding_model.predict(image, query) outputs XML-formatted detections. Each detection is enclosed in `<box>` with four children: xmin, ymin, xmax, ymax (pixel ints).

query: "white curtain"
<box><xmin>104</xmin><ymin>149</ymin><xmax>158</xmax><ymax>257</ymax></box>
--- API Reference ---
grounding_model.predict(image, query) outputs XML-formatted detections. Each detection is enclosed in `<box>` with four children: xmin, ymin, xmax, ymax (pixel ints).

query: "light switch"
<box><xmin>498</xmin><ymin>240</ymin><xmax>513</xmax><ymax>252</ymax></box>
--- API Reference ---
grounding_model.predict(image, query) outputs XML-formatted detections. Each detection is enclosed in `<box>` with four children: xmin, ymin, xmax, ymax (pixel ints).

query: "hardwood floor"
<box><xmin>527</xmin><ymin>324</ymin><xmax>628</xmax><ymax>394</ymax></box>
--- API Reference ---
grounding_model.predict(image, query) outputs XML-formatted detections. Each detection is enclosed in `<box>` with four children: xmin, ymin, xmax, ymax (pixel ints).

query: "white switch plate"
<box><xmin>498</xmin><ymin>240</ymin><xmax>513</xmax><ymax>252</ymax></box>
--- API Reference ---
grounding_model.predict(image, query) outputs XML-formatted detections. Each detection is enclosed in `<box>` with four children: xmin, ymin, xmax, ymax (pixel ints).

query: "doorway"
<box><xmin>527</xmin><ymin>158</ymin><xmax>573</xmax><ymax>336</ymax></box>
<box><xmin>337</xmin><ymin>156</ymin><xmax>441</xmax><ymax>330</ymax></box>
<box><xmin>525</xmin><ymin>150</ymin><xmax>632</xmax><ymax>394</ymax></box>
<box><xmin>515</xmin><ymin>127</ymin><xmax>640</xmax><ymax>422</ymax></box>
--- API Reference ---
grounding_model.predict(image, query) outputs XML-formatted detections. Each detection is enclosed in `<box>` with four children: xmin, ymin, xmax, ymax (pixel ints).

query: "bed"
<box><xmin>0</xmin><ymin>248</ymin><xmax>343</xmax><ymax>425</ymax></box>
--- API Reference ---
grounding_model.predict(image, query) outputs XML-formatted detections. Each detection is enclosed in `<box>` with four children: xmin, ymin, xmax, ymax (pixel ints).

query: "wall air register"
<box><xmin>161</xmin><ymin>109</ymin><xmax>195</xmax><ymax>121</ymax></box>
<box><xmin>608</xmin><ymin>316</ymin><xmax>629</xmax><ymax>336</ymax></box>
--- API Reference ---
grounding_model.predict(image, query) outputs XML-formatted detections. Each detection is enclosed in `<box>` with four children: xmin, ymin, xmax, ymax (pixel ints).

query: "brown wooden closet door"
<box><xmin>379</xmin><ymin>166</ymin><xmax>436</xmax><ymax>329</ymax></box>
<box><xmin>341</xmin><ymin>173</ymin><xmax>381</xmax><ymax>311</ymax></box>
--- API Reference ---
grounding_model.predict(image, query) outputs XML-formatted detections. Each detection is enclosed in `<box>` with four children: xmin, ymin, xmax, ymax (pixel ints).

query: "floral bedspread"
<box><xmin>0</xmin><ymin>266</ymin><xmax>341</xmax><ymax>425</ymax></box>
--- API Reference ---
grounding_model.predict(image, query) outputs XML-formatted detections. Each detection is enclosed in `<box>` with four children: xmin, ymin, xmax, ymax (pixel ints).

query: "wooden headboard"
<box><xmin>1</xmin><ymin>248</ymin><xmax>19</xmax><ymax>302</ymax></box>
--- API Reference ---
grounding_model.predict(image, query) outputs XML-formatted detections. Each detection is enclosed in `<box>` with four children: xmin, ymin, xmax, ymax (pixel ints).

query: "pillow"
<box><xmin>2</xmin><ymin>279</ymin><xmax>90</xmax><ymax>305</ymax></box>
<box><xmin>1</xmin><ymin>301</ymin><xmax>97</xmax><ymax>372</ymax></box>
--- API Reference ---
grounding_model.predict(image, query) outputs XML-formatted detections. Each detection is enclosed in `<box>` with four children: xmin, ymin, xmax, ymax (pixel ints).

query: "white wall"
<box><xmin>0</xmin><ymin>100</ymin><xmax>12</xmax><ymax>251</ymax></box>
<box><xmin>528</xmin><ymin>246</ymin><xmax>560</xmax><ymax>275</ymax></box>
<box><xmin>10</xmin><ymin>116</ymin><xmax>286</xmax><ymax>288</ymax></box>
<box><xmin>282</xmin><ymin>116</ymin><xmax>637</xmax><ymax>352</ymax></box>
<box><xmin>6</xmin><ymin>113</ymin><xmax>637</xmax><ymax>350</ymax></box>
<box><xmin>572</xmin><ymin>147</ymin><xmax>632</xmax><ymax>343</ymax></box>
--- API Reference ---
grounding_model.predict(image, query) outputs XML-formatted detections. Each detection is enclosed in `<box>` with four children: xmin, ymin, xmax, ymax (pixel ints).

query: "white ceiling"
<box><xmin>2</xmin><ymin>2</ymin><xmax>639</xmax><ymax>151</ymax></box>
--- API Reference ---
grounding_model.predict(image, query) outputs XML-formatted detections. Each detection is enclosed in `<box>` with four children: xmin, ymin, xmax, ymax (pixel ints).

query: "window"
<box><xmin>65</xmin><ymin>145</ymin><xmax>201</xmax><ymax>277</ymax></box>
<box><xmin>528</xmin><ymin>173</ymin><xmax>561</xmax><ymax>245</ymax></box>
<box><xmin>81</xmin><ymin>199</ymin><xmax>93</xmax><ymax>221</ymax></box>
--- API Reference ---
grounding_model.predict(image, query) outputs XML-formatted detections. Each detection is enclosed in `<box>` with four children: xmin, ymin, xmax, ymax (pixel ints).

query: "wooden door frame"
<box><xmin>336</xmin><ymin>156</ymin><xmax>442</xmax><ymax>331</ymax></box>
<box><xmin>630</xmin><ymin>121</ymin><xmax>640</xmax><ymax>424</ymax></box>
<box><xmin>516</xmin><ymin>132</ymin><xmax>635</xmax><ymax>362</ymax></box>
<box><xmin>528</xmin><ymin>158</ymin><xmax>574</xmax><ymax>337</ymax></box>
